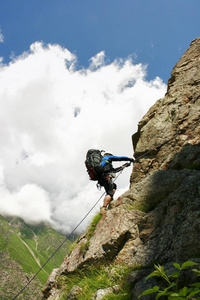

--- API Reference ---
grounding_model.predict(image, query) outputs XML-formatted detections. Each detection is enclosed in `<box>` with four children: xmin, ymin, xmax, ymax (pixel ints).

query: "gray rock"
<box><xmin>56</xmin><ymin>208</ymin><xmax>144</xmax><ymax>275</ymax></box>
<box><xmin>42</xmin><ymin>268</ymin><xmax>59</xmax><ymax>298</ymax></box>
<box><xmin>131</xmin><ymin>276</ymin><xmax>159</xmax><ymax>300</ymax></box>
<box><xmin>91</xmin><ymin>287</ymin><xmax>113</xmax><ymax>300</ymax></box>
<box><xmin>67</xmin><ymin>285</ymin><xmax>82</xmax><ymax>300</ymax></box>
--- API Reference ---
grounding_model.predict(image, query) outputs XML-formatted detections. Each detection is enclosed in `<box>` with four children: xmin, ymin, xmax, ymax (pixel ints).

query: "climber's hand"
<box><xmin>123</xmin><ymin>162</ymin><xmax>131</xmax><ymax>168</ymax></box>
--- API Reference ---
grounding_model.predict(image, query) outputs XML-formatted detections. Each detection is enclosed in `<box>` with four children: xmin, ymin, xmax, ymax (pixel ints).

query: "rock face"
<box><xmin>43</xmin><ymin>38</ymin><xmax>200</xmax><ymax>299</ymax></box>
<box><xmin>127</xmin><ymin>37</ymin><xmax>200</xmax><ymax>267</ymax></box>
<box><xmin>59</xmin><ymin>208</ymin><xmax>144</xmax><ymax>273</ymax></box>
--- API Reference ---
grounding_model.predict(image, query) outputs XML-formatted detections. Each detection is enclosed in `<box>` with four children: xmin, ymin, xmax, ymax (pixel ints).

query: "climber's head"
<box><xmin>103</xmin><ymin>151</ymin><xmax>113</xmax><ymax>157</ymax></box>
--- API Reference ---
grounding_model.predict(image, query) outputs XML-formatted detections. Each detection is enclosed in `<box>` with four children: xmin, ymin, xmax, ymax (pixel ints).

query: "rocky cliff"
<box><xmin>42</xmin><ymin>38</ymin><xmax>200</xmax><ymax>299</ymax></box>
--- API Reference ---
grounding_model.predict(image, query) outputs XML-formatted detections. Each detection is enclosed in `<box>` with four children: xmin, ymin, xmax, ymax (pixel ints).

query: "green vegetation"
<box><xmin>87</xmin><ymin>213</ymin><xmax>102</xmax><ymax>238</ymax></box>
<box><xmin>68</xmin><ymin>239</ymin><xmax>79</xmax><ymax>255</ymax></box>
<box><xmin>0</xmin><ymin>215</ymin><xmax>71</xmax><ymax>286</ymax></box>
<box><xmin>54</xmin><ymin>259</ymin><xmax>200</xmax><ymax>299</ymax></box>
<box><xmin>139</xmin><ymin>260</ymin><xmax>200</xmax><ymax>299</ymax></box>
<box><xmin>125</xmin><ymin>201</ymin><xmax>152</xmax><ymax>213</ymax></box>
<box><xmin>56</xmin><ymin>263</ymin><xmax>133</xmax><ymax>299</ymax></box>
<box><xmin>124</xmin><ymin>197</ymin><xmax>163</xmax><ymax>213</ymax></box>
<box><xmin>71</xmin><ymin>213</ymin><xmax>102</xmax><ymax>256</ymax></box>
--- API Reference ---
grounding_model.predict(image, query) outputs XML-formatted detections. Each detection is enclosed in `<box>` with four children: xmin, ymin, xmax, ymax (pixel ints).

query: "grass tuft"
<box><xmin>56</xmin><ymin>264</ymin><xmax>133</xmax><ymax>299</ymax></box>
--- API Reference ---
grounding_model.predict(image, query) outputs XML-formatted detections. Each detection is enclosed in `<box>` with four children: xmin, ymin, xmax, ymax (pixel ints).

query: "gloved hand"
<box><xmin>122</xmin><ymin>162</ymin><xmax>131</xmax><ymax>168</ymax></box>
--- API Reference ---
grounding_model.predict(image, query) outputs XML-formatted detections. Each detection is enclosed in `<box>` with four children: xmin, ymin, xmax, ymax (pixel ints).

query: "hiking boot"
<box><xmin>100</xmin><ymin>206</ymin><xmax>107</xmax><ymax>215</ymax></box>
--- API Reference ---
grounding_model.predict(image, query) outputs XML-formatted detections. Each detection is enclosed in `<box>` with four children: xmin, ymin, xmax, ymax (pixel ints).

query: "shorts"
<box><xmin>98</xmin><ymin>176</ymin><xmax>117</xmax><ymax>197</ymax></box>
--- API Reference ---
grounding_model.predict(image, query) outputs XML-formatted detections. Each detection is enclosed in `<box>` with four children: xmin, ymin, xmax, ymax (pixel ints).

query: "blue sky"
<box><xmin>0</xmin><ymin>0</ymin><xmax>199</xmax><ymax>232</ymax></box>
<box><xmin>1</xmin><ymin>0</ymin><xmax>200</xmax><ymax>83</ymax></box>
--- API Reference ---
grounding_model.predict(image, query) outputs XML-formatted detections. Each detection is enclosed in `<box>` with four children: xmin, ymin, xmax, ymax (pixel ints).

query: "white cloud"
<box><xmin>0</xmin><ymin>178</ymin><xmax>51</xmax><ymax>224</ymax></box>
<box><xmin>89</xmin><ymin>51</ymin><xmax>106</xmax><ymax>70</ymax></box>
<box><xmin>0</xmin><ymin>42</ymin><xmax>167</xmax><ymax>233</ymax></box>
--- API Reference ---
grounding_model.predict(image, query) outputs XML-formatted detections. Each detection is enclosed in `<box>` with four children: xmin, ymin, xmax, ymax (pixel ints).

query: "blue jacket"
<box><xmin>101</xmin><ymin>155</ymin><xmax>132</xmax><ymax>173</ymax></box>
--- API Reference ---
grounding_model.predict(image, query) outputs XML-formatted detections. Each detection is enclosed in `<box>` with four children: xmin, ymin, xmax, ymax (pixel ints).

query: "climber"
<box><xmin>98</xmin><ymin>151</ymin><xmax>134</xmax><ymax>215</ymax></box>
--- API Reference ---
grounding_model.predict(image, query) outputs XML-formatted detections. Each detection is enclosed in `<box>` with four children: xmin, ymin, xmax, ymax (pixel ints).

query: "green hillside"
<box><xmin>0</xmin><ymin>214</ymin><xmax>72</xmax><ymax>299</ymax></box>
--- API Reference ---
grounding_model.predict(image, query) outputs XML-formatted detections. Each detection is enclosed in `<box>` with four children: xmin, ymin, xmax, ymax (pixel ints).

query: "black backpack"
<box><xmin>85</xmin><ymin>149</ymin><xmax>104</xmax><ymax>180</ymax></box>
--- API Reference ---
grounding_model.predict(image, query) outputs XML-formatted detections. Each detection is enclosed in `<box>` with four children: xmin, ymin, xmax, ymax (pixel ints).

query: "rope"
<box><xmin>12</xmin><ymin>190</ymin><xmax>106</xmax><ymax>299</ymax></box>
<box><xmin>11</xmin><ymin>118</ymin><xmax>200</xmax><ymax>299</ymax></box>
<box><xmin>12</xmin><ymin>169</ymin><xmax>127</xmax><ymax>299</ymax></box>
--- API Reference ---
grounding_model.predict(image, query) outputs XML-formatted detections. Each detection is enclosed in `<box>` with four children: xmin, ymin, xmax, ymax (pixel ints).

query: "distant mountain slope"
<box><xmin>0</xmin><ymin>214</ymin><xmax>72</xmax><ymax>299</ymax></box>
